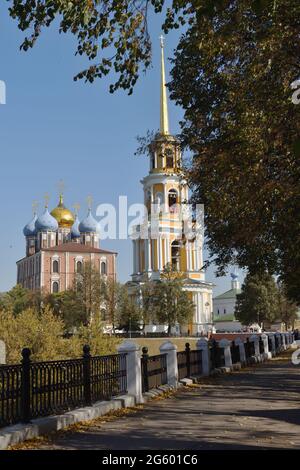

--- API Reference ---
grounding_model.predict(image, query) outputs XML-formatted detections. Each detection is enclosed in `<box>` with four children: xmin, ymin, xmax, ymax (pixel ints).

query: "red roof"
<box><xmin>43</xmin><ymin>242</ymin><xmax>117</xmax><ymax>255</ymax></box>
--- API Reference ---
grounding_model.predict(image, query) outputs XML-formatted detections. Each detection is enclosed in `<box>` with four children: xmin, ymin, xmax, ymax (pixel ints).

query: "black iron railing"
<box><xmin>141</xmin><ymin>348</ymin><xmax>167</xmax><ymax>393</ymax></box>
<box><xmin>259</xmin><ymin>337</ymin><xmax>264</xmax><ymax>354</ymax></box>
<box><xmin>209</xmin><ymin>339</ymin><xmax>225</xmax><ymax>368</ymax></box>
<box><xmin>177</xmin><ymin>343</ymin><xmax>202</xmax><ymax>380</ymax></box>
<box><xmin>244</xmin><ymin>338</ymin><xmax>255</xmax><ymax>360</ymax></box>
<box><xmin>230</xmin><ymin>341</ymin><xmax>240</xmax><ymax>364</ymax></box>
<box><xmin>0</xmin><ymin>346</ymin><xmax>127</xmax><ymax>429</ymax></box>
<box><xmin>0</xmin><ymin>363</ymin><xmax>22</xmax><ymax>428</ymax></box>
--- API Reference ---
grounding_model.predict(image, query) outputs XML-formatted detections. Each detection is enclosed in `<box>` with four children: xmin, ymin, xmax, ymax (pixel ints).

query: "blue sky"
<box><xmin>0</xmin><ymin>3</ymin><xmax>242</xmax><ymax>295</ymax></box>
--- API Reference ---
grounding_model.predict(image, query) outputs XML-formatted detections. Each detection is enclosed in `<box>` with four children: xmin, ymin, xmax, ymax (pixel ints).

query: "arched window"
<box><xmin>224</xmin><ymin>308</ymin><xmax>226</xmax><ymax>314</ymax></box>
<box><xmin>101</xmin><ymin>261</ymin><xmax>107</xmax><ymax>275</ymax></box>
<box><xmin>52</xmin><ymin>281</ymin><xmax>59</xmax><ymax>293</ymax></box>
<box><xmin>168</xmin><ymin>189</ymin><xmax>178</xmax><ymax>209</ymax></box>
<box><xmin>53</xmin><ymin>260</ymin><xmax>59</xmax><ymax>273</ymax></box>
<box><xmin>76</xmin><ymin>261</ymin><xmax>83</xmax><ymax>274</ymax></box>
<box><xmin>165</xmin><ymin>148</ymin><xmax>174</xmax><ymax>168</ymax></box>
<box><xmin>171</xmin><ymin>240</ymin><xmax>181</xmax><ymax>271</ymax></box>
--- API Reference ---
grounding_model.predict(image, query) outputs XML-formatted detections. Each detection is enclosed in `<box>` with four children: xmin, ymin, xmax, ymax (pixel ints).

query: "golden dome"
<box><xmin>51</xmin><ymin>195</ymin><xmax>75</xmax><ymax>229</ymax></box>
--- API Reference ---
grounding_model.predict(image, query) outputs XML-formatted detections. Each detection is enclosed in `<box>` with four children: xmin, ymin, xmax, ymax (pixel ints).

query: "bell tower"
<box><xmin>130</xmin><ymin>38</ymin><xmax>213</xmax><ymax>335</ymax></box>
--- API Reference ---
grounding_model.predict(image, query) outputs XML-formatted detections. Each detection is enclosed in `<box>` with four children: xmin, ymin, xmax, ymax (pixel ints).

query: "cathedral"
<box><xmin>17</xmin><ymin>196</ymin><xmax>117</xmax><ymax>293</ymax></box>
<box><xmin>127</xmin><ymin>38</ymin><xmax>214</xmax><ymax>335</ymax></box>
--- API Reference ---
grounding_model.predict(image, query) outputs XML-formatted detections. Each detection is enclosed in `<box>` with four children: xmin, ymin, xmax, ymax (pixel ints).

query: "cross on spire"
<box><xmin>32</xmin><ymin>200</ymin><xmax>39</xmax><ymax>214</ymax></box>
<box><xmin>44</xmin><ymin>193</ymin><xmax>50</xmax><ymax>208</ymax></box>
<box><xmin>87</xmin><ymin>195</ymin><xmax>93</xmax><ymax>210</ymax></box>
<box><xmin>73</xmin><ymin>203</ymin><xmax>80</xmax><ymax>215</ymax></box>
<box><xmin>57</xmin><ymin>179</ymin><xmax>65</xmax><ymax>196</ymax></box>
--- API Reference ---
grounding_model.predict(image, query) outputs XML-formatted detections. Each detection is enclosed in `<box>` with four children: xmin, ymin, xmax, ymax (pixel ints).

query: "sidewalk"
<box><xmin>15</xmin><ymin>352</ymin><xmax>300</xmax><ymax>450</ymax></box>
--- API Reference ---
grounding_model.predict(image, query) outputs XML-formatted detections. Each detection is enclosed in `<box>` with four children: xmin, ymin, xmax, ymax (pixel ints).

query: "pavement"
<box><xmin>18</xmin><ymin>351</ymin><xmax>300</xmax><ymax>450</ymax></box>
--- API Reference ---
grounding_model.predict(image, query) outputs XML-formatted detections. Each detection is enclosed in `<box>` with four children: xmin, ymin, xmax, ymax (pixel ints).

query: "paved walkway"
<box><xmin>26</xmin><ymin>353</ymin><xmax>300</xmax><ymax>450</ymax></box>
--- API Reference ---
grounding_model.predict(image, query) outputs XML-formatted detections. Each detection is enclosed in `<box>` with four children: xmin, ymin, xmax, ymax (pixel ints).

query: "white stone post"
<box><xmin>117</xmin><ymin>341</ymin><xmax>143</xmax><ymax>404</ymax></box>
<box><xmin>281</xmin><ymin>333</ymin><xmax>287</xmax><ymax>350</ymax></box>
<box><xmin>0</xmin><ymin>340</ymin><xmax>6</xmax><ymax>364</ymax></box>
<box><xmin>261</xmin><ymin>333</ymin><xmax>271</xmax><ymax>359</ymax></box>
<box><xmin>235</xmin><ymin>338</ymin><xmax>246</xmax><ymax>364</ymax></box>
<box><xmin>249</xmin><ymin>334</ymin><xmax>260</xmax><ymax>358</ymax></box>
<box><xmin>196</xmin><ymin>337</ymin><xmax>210</xmax><ymax>376</ymax></box>
<box><xmin>219</xmin><ymin>338</ymin><xmax>232</xmax><ymax>369</ymax></box>
<box><xmin>159</xmin><ymin>341</ymin><xmax>178</xmax><ymax>387</ymax></box>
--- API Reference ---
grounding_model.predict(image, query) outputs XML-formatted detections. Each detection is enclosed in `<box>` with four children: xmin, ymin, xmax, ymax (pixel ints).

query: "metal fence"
<box><xmin>0</xmin><ymin>346</ymin><xmax>127</xmax><ymax>429</ymax></box>
<box><xmin>230</xmin><ymin>341</ymin><xmax>240</xmax><ymax>364</ymax></box>
<box><xmin>177</xmin><ymin>343</ymin><xmax>202</xmax><ymax>380</ymax></box>
<box><xmin>209</xmin><ymin>339</ymin><xmax>225</xmax><ymax>369</ymax></box>
<box><xmin>141</xmin><ymin>348</ymin><xmax>168</xmax><ymax>393</ymax></box>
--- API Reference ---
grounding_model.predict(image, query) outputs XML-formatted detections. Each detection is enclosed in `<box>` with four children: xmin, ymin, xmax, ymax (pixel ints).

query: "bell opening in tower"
<box><xmin>171</xmin><ymin>240</ymin><xmax>181</xmax><ymax>271</ymax></box>
<box><xmin>168</xmin><ymin>189</ymin><xmax>178</xmax><ymax>210</ymax></box>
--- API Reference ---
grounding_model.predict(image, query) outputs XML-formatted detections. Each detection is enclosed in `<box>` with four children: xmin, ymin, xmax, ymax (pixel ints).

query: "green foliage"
<box><xmin>0</xmin><ymin>306</ymin><xmax>66</xmax><ymax>363</ymax></box>
<box><xmin>144</xmin><ymin>264</ymin><xmax>195</xmax><ymax>334</ymax></box>
<box><xmin>168</xmin><ymin>1</ymin><xmax>300</xmax><ymax>303</ymax></box>
<box><xmin>277</xmin><ymin>283</ymin><xmax>299</xmax><ymax>329</ymax></box>
<box><xmin>235</xmin><ymin>273</ymin><xmax>279</xmax><ymax>327</ymax></box>
<box><xmin>0</xmin><ymin>284</ymin><xmax>34</xmax><ymax>315</ymax></box>
<box><xmin>116</xmin><ymin>285</ymin><xmax>142</xmax><ymax>331</ymax></box>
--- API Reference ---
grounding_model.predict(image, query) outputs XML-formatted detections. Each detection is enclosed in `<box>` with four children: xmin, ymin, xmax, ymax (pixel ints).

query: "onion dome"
<box><xmin>71</xmin><ymin>215</ymin><xmax>81</xmax><ymax>239</ymax></box>
<box><xmin>23</xmin><ymin>213</ymin><xmax>38</xmax><ymax>237</ymax></box>
<box><xmin>51</xmin><ymin>195</ymin><xmax>75</xmax><ymax>229</ymax></box>
<box><xmin>79</xmin><ymin>208</ymin><xmax>98</xmax><ymax>233</ymax></box>
<box><xmin>35</xmin><ymin>207</ymin><xmax>59</xmax><ymax>232</ymax></box>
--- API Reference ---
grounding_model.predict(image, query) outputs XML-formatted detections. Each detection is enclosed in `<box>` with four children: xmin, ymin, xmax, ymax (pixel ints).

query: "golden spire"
<box><xmin>159</xmin><ymin>35</ymin><xmax>169</xmax><ymax>135</ymax></box>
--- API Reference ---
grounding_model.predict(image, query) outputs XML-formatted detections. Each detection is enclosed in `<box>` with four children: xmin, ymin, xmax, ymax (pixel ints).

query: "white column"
<box><xmin>133</xmin><ymin>240</ymin><xmax>137</xmax><ymax>274</ymax></box>
<box><xmin>117</xmin><ymin>341</ymin><xmax>143</xmax><ymax>404</ymax></box>
<box><xmin>164</xmin><ymin>186</ymin><xmax>168</xmax><ymax>213</ymax></box>
<box><xmin>145</xmin><ymin>239</ymin><xmax>152</xmax><ymax>272</ymax></box>
<box><xmin>261</xmin><ymin>333</ymin><xmax>271</xmax><ymax>359</ymax></box>
<box><xmin>281</xmin><ymin>333</ymin><xmax>287</xmax><ymax>350</ymax></box>
<box><xmin>219</xmin><ymin>338</ymin><xmax>233</xmax><ymax>368</ymax></box>
<box><xmin>159</xmin><ymin>341</ymin><xmax>178</xmax><ymax>387</ymax></box>
<box><xmin>194</xmin><ymin>240</ymin><xmax>199</xmax><ymax>271</ymax></box>
<box><xmin>157</xmin><ymin>236</ymin><xmax>162</xmax><ymax>271</ymax></box>
<box><xmin>196</xmin><ymin>338</ymin><xmax>210</xmax><ymax>376</ymax></box>
<box><xmin>166</xmin><ymin>236</ymin><xmax>170</xmax><ymax>264</ymax></box>
<box><xmin>235</xmin><ymin>338</ymin><xmax>246</xmax><ymax>364</ymax></box>
<box><xmin>196</xmin><ymin>292</ymin><xmax>201</xmax><ymax>324</ymax></box>
<box><xmin>186</xmin><ymin>241</ymin><xmax>190</xmax><ymax>271</ymax></box>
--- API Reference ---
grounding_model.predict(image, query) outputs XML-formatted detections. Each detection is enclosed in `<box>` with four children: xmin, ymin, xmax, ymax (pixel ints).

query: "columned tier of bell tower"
<box><xmin>129</xmin><ymin>37</ymin><xmax>214</xmax><ymax>335</ymax></box>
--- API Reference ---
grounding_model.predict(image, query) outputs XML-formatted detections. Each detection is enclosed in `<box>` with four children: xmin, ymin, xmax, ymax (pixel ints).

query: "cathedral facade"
<box><xmin>128</xmin><ymin>39</ymin><xmax>213</xmax><ymax>335</ymax></box>
<box><xmin>17</xmin><ymin>196</ymin><xmax>117</xmax><ymax>294</ymax></box>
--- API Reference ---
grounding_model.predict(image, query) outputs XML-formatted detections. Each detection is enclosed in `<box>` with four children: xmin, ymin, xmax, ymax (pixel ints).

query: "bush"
<box><xmin>0</xmin><ymin>307</ymin><xmax>120</xmax><ymax>364</ymax></box>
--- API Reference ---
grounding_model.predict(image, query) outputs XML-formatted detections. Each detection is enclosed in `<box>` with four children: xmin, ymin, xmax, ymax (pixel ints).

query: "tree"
<box><xmin>149</xmin><ymin>264</ymin><xmax>195</xmax><ymax>334</ymax></box>
<box><xmin>116</xmin><ymin>285</ymin><xmax>142</xmax><ymax>332</ymax></box>
<box><xmin>44</xmin><ymin>289</ymin><xmax>87</xmax><ymax>330</ymax></box>
<box><xmin>277</xmin><ymin>284</ymin><xmax>298</xmax><ymax>330</ymax></box>
<box><xmin>74</xmin><ymin>261</ymin><xmax>106</xmax><ymax>325</ymax></box>
<box><xmin>0</xmin><ymin>284</ymin><xmax>33</xmax><ymax>315</ymax></box>
<box><xmin>0</xmin><ymin>305</ymin><xmax>66</xmax><ymax>363</ymax></box>
<box><xmin>168</xmin><ymin>1</ymin><xmax>300</xmax><ymax>303</ymax></box>
<box><xmin>235</xmin><ymin>273</ymin><xmax>279</xmax><ymax>328</ymax></box>
<box><xmin>8</xmin><ymin>1</ymin><xmax>300</xmax><ymax>302</ymax></box>
<box><xmin>102</xmin><ymin>279</ymin><xmax>123</xmax><ymax>332</ymax></box>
